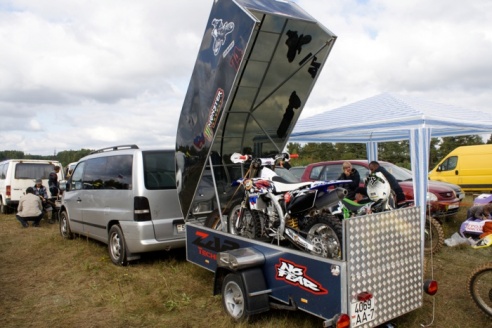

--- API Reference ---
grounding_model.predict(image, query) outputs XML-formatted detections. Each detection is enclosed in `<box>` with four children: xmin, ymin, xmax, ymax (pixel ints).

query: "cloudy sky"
<box><xmin>1</xmin><ymin>0</ymin><xmax>491</xmax><ymax>155</ymax></box>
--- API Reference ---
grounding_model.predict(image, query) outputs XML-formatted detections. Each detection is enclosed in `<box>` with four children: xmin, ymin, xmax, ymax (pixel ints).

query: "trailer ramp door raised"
<box><xmin>176</xmin><ymin>0</ymin><xmax>336</xmax><ymax>219</ymax></box>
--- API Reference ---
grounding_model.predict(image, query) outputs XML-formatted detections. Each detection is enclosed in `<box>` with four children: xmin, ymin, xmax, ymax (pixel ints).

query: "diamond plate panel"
<box><xmin>345</xmin><ymin>207</ymin><xmax>423</xmax><ymax>328</ymax></box>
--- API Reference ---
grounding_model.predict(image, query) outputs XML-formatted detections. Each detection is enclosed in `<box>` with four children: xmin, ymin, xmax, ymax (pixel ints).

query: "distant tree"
<box><xmin>0</xmin><ymin>150</ymin><xmax>25</xmax><ymax>161</ymax></box>
<box><xmin>378</xmin><ymin>141</ymin><xmax>410</xmax><ymax>168</ymax></box>
<box><xmin>437</xmin><ymin>135</ymin><xmax>483</xmax><ymax>160</ymax></box>
<box><xmin>487</xmin><ymin>134</ymin><xmax>492</xmax><ymax>144</ymax></box>
<box><xmin>429</xmin><ymin>137</ymin><xmax>441</xmax><ymax>168</ymax></box>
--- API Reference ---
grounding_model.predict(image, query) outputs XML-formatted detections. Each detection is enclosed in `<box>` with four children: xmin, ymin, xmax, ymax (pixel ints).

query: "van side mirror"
<box><xmin>436</xmin><ymin>165</ymin><xmax>442</xmax><ymax>172</ymax></box>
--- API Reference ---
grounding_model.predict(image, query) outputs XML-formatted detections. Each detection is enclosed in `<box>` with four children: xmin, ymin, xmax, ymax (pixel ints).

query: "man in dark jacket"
<box><xmin>48</xmin><ymin>166</ymin><xmax>61</xmax><ymax>198</ymax></box>
<box><xmin>337</xmin><ymin>161</ymin><xmax>360</xmax><ymax>200</ymax></box>
<box><xmin>368</xmin><ymin>161</ymin><xmax>406</xmax><ymax>206</ymax></box>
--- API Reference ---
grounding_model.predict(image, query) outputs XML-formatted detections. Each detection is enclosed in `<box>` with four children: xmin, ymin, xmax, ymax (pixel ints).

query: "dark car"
<box><xmin>301</xmin><ymin>160</ymin><xmax>463</xmax><ymax>218</ymax></box>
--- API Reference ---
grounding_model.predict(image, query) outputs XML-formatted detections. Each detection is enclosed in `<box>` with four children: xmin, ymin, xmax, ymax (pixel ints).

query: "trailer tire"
<box><xmin>303</xmin><ymin>213</ymin><xmax>343</xmax><ymax>260</ymax></box>
<box><xmin>222</xmin><ymin>273</ymin><xmax>251</xmax><ymax>322</ymax></box>
<box><xmin>425</xmin><ymin>216</ymin><xmax>444</xmax><ymax>255</ymax></box>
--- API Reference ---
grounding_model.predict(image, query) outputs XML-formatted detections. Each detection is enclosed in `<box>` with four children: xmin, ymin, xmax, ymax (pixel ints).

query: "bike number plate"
<box><xmin>350</xmin><ymin>298</ymin><xmax>376</xmax><ymax>327</ymax></box>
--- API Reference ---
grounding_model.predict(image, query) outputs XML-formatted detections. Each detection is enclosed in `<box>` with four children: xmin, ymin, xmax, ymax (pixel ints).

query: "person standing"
<box><xmin>16</xmin><ymin>187</ymin><xmax>44</xmax><ymax>228</ymax></box>
<box><xmin>33</xmin><ymin>178</ymin><xmax>54</xmax><ymax>223</ymax></box>
<box><xmin>368</xmin><ymin>161</ymin><xmax>406</xmax><ymax>206</ymax></box>
<box><xmin>49</xmin><ymin>165</ymin><xmax>61</xmax><ymax>199</ymax></box>
<box><xmin>337</xmin><ymin>161</ymin><xmax>360</xmax><ymax>200</ymax></box>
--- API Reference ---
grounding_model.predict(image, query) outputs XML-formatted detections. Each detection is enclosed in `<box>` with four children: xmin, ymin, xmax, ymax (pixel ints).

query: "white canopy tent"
<box><xmin>290</xmin><ymin>92</ymin><xmax>492</xmax><ymax>233</ymax></box>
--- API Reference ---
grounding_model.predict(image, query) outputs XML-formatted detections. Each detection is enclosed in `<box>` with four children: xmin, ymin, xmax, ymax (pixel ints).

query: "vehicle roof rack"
<box><xmin>90</xmin><ymin>144</ymin><xmax>139</xmax><ymax>154</ymax></box>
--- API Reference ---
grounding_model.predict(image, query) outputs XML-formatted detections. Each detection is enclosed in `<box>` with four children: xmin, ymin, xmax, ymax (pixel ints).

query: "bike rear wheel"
<box><xmin>468</xmin><ymin>262</ymin><xmax>492</xmax><ymax>317</ymax></box>
<box><xmin>303</xmin><ymin>213</ymin><xmax>343</xmax><ymax>260</ymax></box>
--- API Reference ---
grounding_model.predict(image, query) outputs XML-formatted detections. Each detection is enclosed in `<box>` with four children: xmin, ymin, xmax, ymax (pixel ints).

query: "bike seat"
<box><xmin>271</xmin><ymin>179</ymin><xmax>313</xmax><ymax>193</ymax></box>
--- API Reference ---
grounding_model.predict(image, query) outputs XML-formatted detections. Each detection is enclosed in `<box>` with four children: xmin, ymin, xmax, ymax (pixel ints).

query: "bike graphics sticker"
<box><xmin>211</xmin><ymin>18</ymin><xmax>235</xmax><ymax>56</ymax></box>
<box><xmin>275</xmin><ymin>258</ymin><xmax>328</xmax><ymax>295</ymax></box>
<box><xmin>204</xmin><ymin>88</ymin><xmax>225</xmax><ymax>141</ymax></box>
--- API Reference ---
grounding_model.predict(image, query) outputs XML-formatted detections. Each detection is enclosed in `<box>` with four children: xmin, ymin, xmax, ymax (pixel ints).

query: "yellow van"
<box><xmin>429</xmin><ymin>144</ymin><xmax>492</xmax><ymax>192</ymax></box>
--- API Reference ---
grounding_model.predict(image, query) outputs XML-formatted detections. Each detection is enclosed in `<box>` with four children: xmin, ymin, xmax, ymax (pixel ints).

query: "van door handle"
<box><xmin>76</xmin><ymin>197</ymin><xmax>82</xmax><ymax>203</ymax></box>
<box><xmin>455</xmin><ymin>170</ymin><xmax>458</xmax><ymax>175</ymax></box>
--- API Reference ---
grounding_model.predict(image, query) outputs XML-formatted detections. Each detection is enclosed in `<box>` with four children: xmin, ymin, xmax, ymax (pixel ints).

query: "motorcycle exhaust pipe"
<box><xmin>315</xmin><ymin>187</ymin><xmax>347</xmax><ymax>209</ymax></box>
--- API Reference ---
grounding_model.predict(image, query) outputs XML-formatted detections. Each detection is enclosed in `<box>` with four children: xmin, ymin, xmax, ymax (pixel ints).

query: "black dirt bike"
<box><xmin>205</xmin><ymin>152</ymin><xmax>347</xmax><ymax>259</ymax></box>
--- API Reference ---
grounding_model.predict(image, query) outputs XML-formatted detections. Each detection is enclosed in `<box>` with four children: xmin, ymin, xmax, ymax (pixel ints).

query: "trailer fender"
<box><xmin>215</xmin><ymin>267</ymin><xmax>270</xmax><ymax>317</ymax></box>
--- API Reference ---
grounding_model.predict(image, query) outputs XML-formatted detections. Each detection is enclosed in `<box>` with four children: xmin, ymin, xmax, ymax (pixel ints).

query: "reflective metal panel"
<box><xmin>176</xmin><ymin>0</ymin><xmax>337</xmax><ymax>219</ymax></box>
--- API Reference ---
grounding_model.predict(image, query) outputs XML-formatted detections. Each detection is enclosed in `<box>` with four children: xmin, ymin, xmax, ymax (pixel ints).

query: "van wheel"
<box><xmin>0</xmin><ymin>201</ymin><xmax>5</xmax><ymax>214</ymax></box>
<box><xmin>59</xmin><ymin>210</ymin><xmax>74</xmax><ymax>239</ymax></box>
<box><xmin>109</xmin><ymin>225</ymin><xmax>129</xmax><ymax>266</ymax></box>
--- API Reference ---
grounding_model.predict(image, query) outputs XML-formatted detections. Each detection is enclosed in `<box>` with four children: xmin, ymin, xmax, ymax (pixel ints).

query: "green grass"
<box><xmin>0</xmin><ymin>195</ymin><xmax>491</xmax><ymax>327</ymax></box>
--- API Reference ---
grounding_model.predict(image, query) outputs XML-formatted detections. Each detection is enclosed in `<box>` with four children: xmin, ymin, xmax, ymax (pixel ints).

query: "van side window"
<box><xmin>70</xmin><ymin>162</ymin><xmax>85</xmax><ymax>190</ymax></box>
<box><xmin>143</xmin><ymin>151</ymin><xmax>175</xmax><ymax>190</ymax></box>
<box><xmin>83</xmin><ymin>155</ymin><xmax>133</xmax><ymax>190</ymax></box>
<box><xmin>440</xmin><ymin>156</ymin><xmax>458</xmax><ymax>171</ymax></box>
<box><xmin>14</xmin><ymin>163</ymin><xmax>54</xmax><ymax>179</ymax></box>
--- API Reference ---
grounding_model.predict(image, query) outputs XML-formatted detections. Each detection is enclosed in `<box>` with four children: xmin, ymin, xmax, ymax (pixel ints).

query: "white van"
<box><xmin>59</xmin><ymin>145</ymin><xmax>185</xmax><ymax>265</ymax></box>
<box><xmin>0</xmin><ymin>159</ymin><xmax>63</xmax><ymax>214</ymax></box>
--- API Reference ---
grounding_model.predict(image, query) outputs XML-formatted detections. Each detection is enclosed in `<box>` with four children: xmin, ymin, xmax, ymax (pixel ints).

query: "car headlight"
<box><xmin>426</xmin><ymin>192</ymin><xmax>438</xmax><ymax>202</ymax></box>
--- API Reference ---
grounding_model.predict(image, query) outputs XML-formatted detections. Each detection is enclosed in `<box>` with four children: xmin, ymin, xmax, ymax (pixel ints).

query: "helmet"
<box><xmin>366</xmin><ymin>172</ymin><xmax>391</xmax><ymax>202</ymax></box>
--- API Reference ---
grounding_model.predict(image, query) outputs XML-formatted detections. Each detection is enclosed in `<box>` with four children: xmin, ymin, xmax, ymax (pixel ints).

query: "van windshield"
<box><xmin>15</xmin><ymin>163</ymin><xmax>54</xmax><ymax>179</ymax></box>
<box><xmin>143</xmin><ymin>151</ymin><xmax>176</xmax><ymax>190</ymax></box>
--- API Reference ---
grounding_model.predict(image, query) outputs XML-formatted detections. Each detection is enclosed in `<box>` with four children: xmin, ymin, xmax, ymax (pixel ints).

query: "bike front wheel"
<box><xmin>468</xmin><ymin>262</ymin><xmax>492</xmax><ymax>317</ymax></box>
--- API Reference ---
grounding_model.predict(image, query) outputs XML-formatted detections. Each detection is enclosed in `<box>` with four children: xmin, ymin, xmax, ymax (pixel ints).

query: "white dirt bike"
<box><xmin>205</xmin><ymin>153</ymin><xmax>347</xmax><ymax>259</ymax></box>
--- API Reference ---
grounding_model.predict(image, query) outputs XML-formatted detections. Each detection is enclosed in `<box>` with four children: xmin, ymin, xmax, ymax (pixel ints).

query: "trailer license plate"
<box><xmin>177</xmin><ymin>224</ymin><xmax>185</xmax><ymax>233</ymax></box>
<box><xmin>350</xmin><ymin>298</ymin><xmax>375</xmax><ymax>327</ymax></box>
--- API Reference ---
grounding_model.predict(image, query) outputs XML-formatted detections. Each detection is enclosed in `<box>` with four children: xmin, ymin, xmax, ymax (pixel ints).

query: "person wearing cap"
<box><xmin>33</xmin><ymin>178</ymin><xmax>54</xmax><ymax>223</ymax></box>
<box><xmin>16</xmin><ymin>187</ymin><xmax>44</xmax><ymax>228</ymax></box>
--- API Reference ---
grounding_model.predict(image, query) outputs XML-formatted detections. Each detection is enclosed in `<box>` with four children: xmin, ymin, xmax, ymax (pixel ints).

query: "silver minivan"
<box><xmin>59</xmin><ymin>145</ymin><xmax>185</xmax><ymax>265</ymax></box>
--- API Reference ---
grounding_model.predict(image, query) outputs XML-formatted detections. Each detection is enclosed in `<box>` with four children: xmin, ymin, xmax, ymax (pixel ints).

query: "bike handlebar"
<box><xmin>230</xmin><ymin>152</ymin><xmax>298</xmax><ymax>164</ymax></box>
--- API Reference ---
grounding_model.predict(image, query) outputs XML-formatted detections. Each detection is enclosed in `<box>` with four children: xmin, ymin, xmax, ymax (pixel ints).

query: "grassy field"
<box><xmin>0</xmin><ymin>195</ymin><xmax>491</xmax><ymax>328</ymax></box>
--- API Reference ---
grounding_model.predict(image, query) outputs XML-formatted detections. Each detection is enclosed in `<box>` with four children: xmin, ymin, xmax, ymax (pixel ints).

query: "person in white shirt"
<box><xmin>16</xmin><ymin>187</ymin><xmax>43</xmax><ymax>228</ymax></box>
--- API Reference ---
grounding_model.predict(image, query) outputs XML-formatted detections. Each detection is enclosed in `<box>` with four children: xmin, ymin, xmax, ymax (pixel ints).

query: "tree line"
<box><xmin>0</xmin><ymin>149</ymin><xmax>93</xmax><ymax>167</ymax></box>
<box><xmin>1</xmin><ymin>133</ymin><xmax>491</xmax><ymax>169</ymax></box>
<box><xmin>287</xmin><ymin>134</ymin><xmax>492</xmax><ymax>169</ymax></box>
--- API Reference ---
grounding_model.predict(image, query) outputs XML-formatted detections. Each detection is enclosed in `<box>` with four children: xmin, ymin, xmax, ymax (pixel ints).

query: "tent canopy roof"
<box><xmin>290</xmin><ymin>92</ymin><xmax>492</xmax><ymax>143</ymax></box>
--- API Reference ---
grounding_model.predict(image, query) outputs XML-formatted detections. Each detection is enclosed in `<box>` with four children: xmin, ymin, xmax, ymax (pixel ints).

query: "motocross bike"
<box><xmin>205</xmin><ymin>152</ymin><xmax>348</xmax><ymax>259</ymax></box>
<box><xmin>468</xmin><ymin>262</ymin><xmax>492</xmax><ymax>317</ymax></box>
<box><xmin>330</xmin><ymin>172</ymin><xmax>445</xmax><ymax>254</ymax></box>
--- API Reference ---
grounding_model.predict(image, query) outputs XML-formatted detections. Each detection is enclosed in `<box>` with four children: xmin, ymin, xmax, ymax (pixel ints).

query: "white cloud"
<box><xmin>0</xmin><ymin>0</ymin><xmax>491</xmax><ymax>155</ymax></box>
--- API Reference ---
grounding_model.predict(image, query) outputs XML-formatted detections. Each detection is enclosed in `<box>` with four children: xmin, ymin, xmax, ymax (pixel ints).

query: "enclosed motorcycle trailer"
<box><xmin>175</xmin><ymin>0</ymin><xmax>433</xmax><ymax>327</ymax></box>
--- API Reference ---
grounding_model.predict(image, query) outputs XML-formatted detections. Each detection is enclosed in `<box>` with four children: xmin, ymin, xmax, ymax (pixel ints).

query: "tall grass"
<box><xmin>0</xmin><ymin>195</ymin><xmax>490</xmax><ymax>327</ymax></box>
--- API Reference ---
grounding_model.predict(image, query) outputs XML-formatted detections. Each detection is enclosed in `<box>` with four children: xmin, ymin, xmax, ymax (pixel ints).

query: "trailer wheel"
<box><xmin>303</xmin><ymin>213</ymin><xmax>343</xmax><ymax>260</ymax></box>
<box><xmin>424</xmin><ymin>216</ymin><xmax>444</xmax><ymax>255</ymax></box>
<box><xmin>222</xmin><ymin>273</ymin><xmax>251</xmax><ymax>322</ymax></box>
